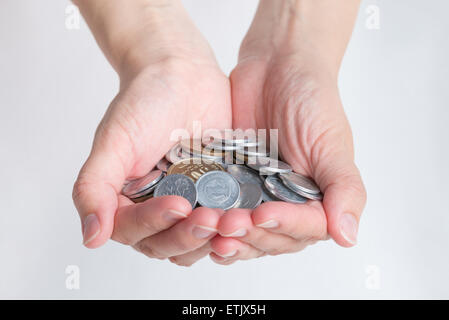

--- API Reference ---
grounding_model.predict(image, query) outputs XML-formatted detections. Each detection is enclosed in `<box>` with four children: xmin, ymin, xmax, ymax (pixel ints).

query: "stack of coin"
<box><xmin>121</xmin><ymin>169</ymin><xmax>165</xmax><ymax>203</ymax></box>
<box><xmin>121</xmin><ymin>131</ymin><xmax>323</xmax><ymax>208</ymax></box>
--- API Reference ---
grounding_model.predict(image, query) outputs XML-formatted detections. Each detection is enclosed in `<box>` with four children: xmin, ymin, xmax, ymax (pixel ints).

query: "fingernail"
<box><xmin>221</xmin><ymin>228</ymin><xmax>247</xmax><ymax>237</ymax></box>
<box><xmin>83</xmin><ymin>214</ymin><xmax>100</xmax><ymax>246</ymax></box>
<box><xmin>216</xmin><ymin>249</ymin><xmax>237</xmax><ymax>258</ymax></box>
<box><xmin>163</xmin><ymin>209</ymin><xmax>188</xmax><ymax>222</ymax></box>
<box><xmin>256</xmin><ymin>220</ymin><xmax>279</xmax><ymax>229</ymax></box>
<box><xmin>340</xmin><ymin>213</ymin><xmax>358</xmax><ymax>245</ymax></box>
<box><xmin>192</xmin><ymin>225</ymin><xmax>217</xmax><ymax>239</ymax></box>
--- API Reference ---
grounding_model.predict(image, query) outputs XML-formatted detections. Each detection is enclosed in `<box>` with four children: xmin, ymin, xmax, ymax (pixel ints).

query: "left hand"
<box><xmin>206</xmin><ymin>3</ymin><xmax>367</xmax><ymax>265</ymax></box>
<box><xmin>172</xmin><ymin>50</ymin><xmax>367</xmax><ymax>266</ymax></box>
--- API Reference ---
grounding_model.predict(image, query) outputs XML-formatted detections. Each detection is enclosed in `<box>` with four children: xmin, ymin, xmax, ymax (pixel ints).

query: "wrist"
<box><xmin>240</xmin><ymin>0</ymin><xmax>360</xmax><ymax>76</ymax></box>
<box><xmin>76</xmin><ymin>0</ymin><xmax>214</xmax><ymax>78</ymax></box>
<box><xmin>110</xmin><ymin>1</ymin><xmax>192</xmax><ymax>75</ymax></box>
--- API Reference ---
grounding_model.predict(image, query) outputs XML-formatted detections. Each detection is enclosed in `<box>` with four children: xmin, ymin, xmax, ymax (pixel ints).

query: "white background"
<box><xmin>0</xmin><ymin>0</ymin><xmax>448</xmax><ymax>299</ymax></box>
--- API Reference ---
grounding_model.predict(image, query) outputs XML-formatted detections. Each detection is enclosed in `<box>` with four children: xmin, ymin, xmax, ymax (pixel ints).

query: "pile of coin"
<box><xmin>122</xmin><ymin>131</ymin><xmax>323</xmax><ymax>209</ymax></box>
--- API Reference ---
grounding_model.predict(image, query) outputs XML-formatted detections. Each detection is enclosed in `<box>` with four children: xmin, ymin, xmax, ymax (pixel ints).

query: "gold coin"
<box><xmin>167</xmin><ymin>158</ymin><xmax>225</xmax><ymax>182</ymax></box>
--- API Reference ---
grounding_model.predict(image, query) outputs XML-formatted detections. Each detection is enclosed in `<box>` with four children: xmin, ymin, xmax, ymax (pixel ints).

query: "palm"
<box><xmin>98</xmin><ymin>59</ymin><xmax>232</xmax><ymax>182</ymax></box>
<box><xmin>231</xmin><ymin>58</ymin><xmax>353</xmax><ymax>186</ymax></box>
<box><xmin>210</xmin><ymin>55</ymin><xmax>367</xmax><ymax>258</ymax></box>
<box><xmin>74</xmin><ymin>56</ymin><xmax>233</xmax><ymax>250</ymax></box>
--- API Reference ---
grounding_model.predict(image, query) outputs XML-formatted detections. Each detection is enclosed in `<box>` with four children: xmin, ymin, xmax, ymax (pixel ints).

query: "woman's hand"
<box><xmin>208</xmin><ymin>0</ymin><xmax>367</xmax><ymax>265</ymax></box>
<box><xmin>72</xmin><ymin>0</ymin><xmax>231</xmax><ymax>265</ymax></box>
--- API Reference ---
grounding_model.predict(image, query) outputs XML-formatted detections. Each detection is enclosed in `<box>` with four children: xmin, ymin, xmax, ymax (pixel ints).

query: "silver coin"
<box><xmin>233</xmin><ymin>183</ymin><xmax>263</xmax><ymax>209</ymax></box>
<box><xmin>279</xmin><ymin>171</ymin><xmax>320</xmax><ymax>194</ymax></box>
<box><xmin>227</xmin><ymin>164</ymin><xmax>275</xmax><ymax>202</ymax></box>
<box><xmin>203</xmin><ymin>141</ymin><xmax>243</xmax><ymax>151</ymax></box>
<box><xmin>154</xmin><ymin>174</ymin><xmax>197</xmax><ymax>209</ymax></box>
<box><xmin>296</xmin><ymin>190</ymin><xmax>323</xmax><ymax>201</ymax></box>
<box><xmin>227</xmin><ymin>164</ymin><xmax>262</xmax><ymax>185</ymax></box>
<box><xmin>214</xmin><ymin>138</ymin><xmax>259</xmax><ymax>147</ymax></box>
<box><xmin>233</xmin><ymin>151</ymin><xmax>248</xmax><ymax>164</ymax></box>
<box><xmin>128</xmin><ymin>180</ymin><xmax>161</xmax><ymax>199</ymax></box>
<box><xmin>258</xmin><ymin>159</ymin><xmax>292</xmax><ymax>175</ymax></box>
<box><xmin>258</xmin><ymin>175</ymin><xmax>280</xmax><ymax>202</ymax></box>
<box><xmin>156</xmin><ymin>158</ymin><xmax>171</xmax><ymax>172</ymax></box>
<box><xmin>165</xmin><ymin>143</ymin><xmax>184</xmax><ymax>163</ymax></box>
<box><xmin>218</xmin><ymin>160</ymin><xmax>229</xmax><ymax>170</ymax></box>
<box><xmin>195</xmin><ymin>171</ymin><xmax>240</xmax><ymax>210</ymax></box>
<box><xmin>264</xmin><ymin>175</ymin><xmax>307</xmax><ymax>204</ymax></box>
<box><xmin>189</xmin><ymin>149</ymin><xmax>223</xmax><ymax>161</ymax></box>
<box><xmin>222</xmin><ymin>151</ymin><xmax>234</xmax><ymax>168</ymax></box>
<box><xmin>214</xmin><ymin>136</ymin><xmax>257</xmax><ymax>146</ymax></box>
<box><xmin>205</xmin><ymin>130</ymin><xmax>259</xmax><ymax>146</ymax></box>
<box><xmin>246</xmin><ymin>156</ymin><xmax>279</xmax><ymax>173</ymax></box>
<box><xmin>236</xmin><ymin>146</ymin><xmax>270</xmax><ymax>157</ymax></box>
<box><xmin>122</xmin><ymin>170</ymin><xmax>165</xmax><ymax>198</ymax></box>
<box><xmin>279</xmin><ymin>175</ymin><xmax>323</xmax><ymax>200</ymax></box>
<box><xmin>261</xmin><ymin>185</ymin><xmax>279</xmax><ymax>202</ymax></box>
<box><xmin>284</xmin><ymin>185</ymin><xmax>323</xmax><ymax>201</ymax></box>
<box><xmin>180</xmin><ymin>138</ymin><xmax>224</xmax><ymax>161</ymax></box>
<box><xmin>179</xmin><ymin>151</ymin><xmax>194</xmax><ymax>160</ymax></box>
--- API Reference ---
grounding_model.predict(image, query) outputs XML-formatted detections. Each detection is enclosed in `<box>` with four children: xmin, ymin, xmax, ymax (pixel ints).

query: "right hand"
<box><xmin>73</xmin><ymin>3</ymin><xmax>231</xmax><ymax>265</ymax></box>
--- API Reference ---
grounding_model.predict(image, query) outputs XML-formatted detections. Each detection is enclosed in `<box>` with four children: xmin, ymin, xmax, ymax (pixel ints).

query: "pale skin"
<box><xmin>72</xmin><ymin>0</ymin><xmax>367</xmax><ymax>266</ymax></box>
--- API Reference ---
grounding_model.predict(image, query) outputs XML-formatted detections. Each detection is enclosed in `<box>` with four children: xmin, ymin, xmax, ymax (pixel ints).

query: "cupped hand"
<box><xmin>208</xmin><ymin>45</ymin><xmax>367</xmax><ymax>265</ymax></box>
<box><xmin>73</xmin><ymin>7</ymin><xmax>231</xmax><ymax>265</ymax></box>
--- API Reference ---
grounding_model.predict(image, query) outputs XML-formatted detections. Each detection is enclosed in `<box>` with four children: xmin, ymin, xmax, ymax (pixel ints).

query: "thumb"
<box><xmin>73</xmin><ymin>147</ymin><xmax>126</xmax><ymax>249</ymax></box>
<box><xmin>318</xmin><ymin>157</ymin><xmax>367</xmax><ymax>247</ymax></box>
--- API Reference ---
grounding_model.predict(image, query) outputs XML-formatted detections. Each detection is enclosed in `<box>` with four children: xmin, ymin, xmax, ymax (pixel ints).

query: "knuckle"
<box><xmin>313</xmin><ymin>211</ymin><xmax>329</xmax><ymax>241</ymax></box>
<box><xmin>252</xmin><ymin>230</ymin><xmax>268</xmax><ymax>246</ymax></box>
<box><xmin>111</xmin><ymin>231</ymin><xmax>133</xmax><ymax>246</ymax></box>
<box><xmin>347</xmin><ymin>178</ymin><xmax>367</xmax><ymax>217</ymax></box>
<box><xmin>72</xmin><ymin>177</ymin><xmax>89</xmax><ymax>203</ymax></box>
<box><xmin>359</xmin><ymin>182</ymin><xmax>368</xmax><ymax>206</ymax></box>
<box><xmin>159</xmin><ymin>195</ymin><xmax>188</xmax><ymax>209</ymax></box>
<box><xmin>349</xmin><ymin>175</ymin><xmax>367</xmax><ymax>200</ymax></box>
<box><xmin>135</xmin><ymin>207</ymin><xmax>158</xmax><ymax>234</ymax></box>
<box><xmin>295</xmin><ymin>240</ymin><xmax>311</xmax><ymax>251</ymax></box>
<box><xmin>267</xmin><ymin>242</ymin><xmax>297</xmax><ymax>256</ymax></box>
<box><xmin>136</xmin><ymin>242</ymin><xmax>166</xmax><ymax>260</ymax></box>
<box><xmin>266</xmin><ymin>247</ymin><xmax>284</xmax><ymax>256</ymax></box>
<box><xmin>172</xmin><ymin>234</ymin><xmax>192</xmax><ymax>253</ymax></box>
<box><xmin>345</xmin><ymin>173</ymin><xmax>368</xmax><ymax>210</ymax></box>
<box><xmin>169</xmin><ymin>257</ymin><xmax>193</xmax><ymax>267</ymax></box>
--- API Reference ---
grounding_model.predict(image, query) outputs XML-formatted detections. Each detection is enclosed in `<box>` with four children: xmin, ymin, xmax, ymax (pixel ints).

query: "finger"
<box><xmin>209</xmin><ymin>236</ymin><xmax>265</xmax><ymax>265</ymax></box>
<box><xmin>317</xmin><ymin>157</ymin><xmax>367</xmax><ymax>247</ymax></box>
<box><xmin>229</xmin><ymin>64</ymin><xmax>260</xmax><ymax>129</ymax></box>
<box><xmin>73</xmin><ymin>147</ymin><xmax>127</xmax><ymax>249</ymax></box>
<box><xmin>217</xmin><ymin>209</ymin><xmax>302</xmax><ymax>256</ymax></box>
<box><xmin>135</xmin><ymin>207</ymin><xmax>223</xmax><ymax>259</ymax></box>
<box><xmin>250</xmin><ymin>201</ymin><xmax>328</xmax><ymax>242</ymax></box>
<box><xmin>111</xmin><ymin>195</ymin><xmax>193</xmax><ymax>245</ymax></box>
<box><xmin>169</xmin><ymin>242</ymin><xmax>212</xmax><ymax>267</ymax></box>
